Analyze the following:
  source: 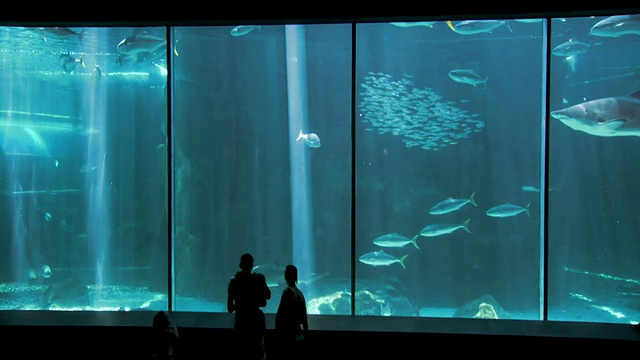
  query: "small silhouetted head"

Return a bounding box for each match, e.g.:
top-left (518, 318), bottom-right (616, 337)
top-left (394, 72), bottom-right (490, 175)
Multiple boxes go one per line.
top-left (284, 264), bottom-right (298, 286)
top-left (240, 253), bottom-right (254, 271)
top-left (153, 311), bottom-right (170, 329)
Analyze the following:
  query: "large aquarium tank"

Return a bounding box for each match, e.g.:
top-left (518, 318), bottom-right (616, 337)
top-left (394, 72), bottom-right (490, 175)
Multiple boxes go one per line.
top-left (0, 26), bottom-right (169, 311)
top-left (0, 14), bottom-right (639, 337)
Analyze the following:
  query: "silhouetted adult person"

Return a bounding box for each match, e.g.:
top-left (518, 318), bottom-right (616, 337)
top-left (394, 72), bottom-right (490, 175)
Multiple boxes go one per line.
top-left (151, 310), bottom-right (179, 360)
top-left (275, 264), bottom-right (308, 360)
top-left (227, 253), bottom-right (271, 360)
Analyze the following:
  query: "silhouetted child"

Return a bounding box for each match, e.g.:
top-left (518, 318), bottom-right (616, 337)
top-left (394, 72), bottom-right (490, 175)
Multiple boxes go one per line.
top-left (227, 253), bottom-right (272, 360)
top-left (151, 311), bottom-right (179, 360)
top-left (275, 264), bottom-right (309, 359)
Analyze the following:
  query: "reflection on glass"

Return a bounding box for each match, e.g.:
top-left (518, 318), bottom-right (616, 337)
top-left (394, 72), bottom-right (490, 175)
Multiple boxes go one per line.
top-left (549, 14), bottom-right (640, 324)
top-left (355, 19), bottom-right (544, 319)
top-left (0, 26), bottom-right (169, 311)
top-left (172, 24), bottom-right (352, 314)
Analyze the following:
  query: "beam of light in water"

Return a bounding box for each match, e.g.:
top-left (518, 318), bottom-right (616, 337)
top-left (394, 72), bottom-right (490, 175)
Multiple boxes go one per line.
top-left (566, 71), bottom-right (638, 87)
top-left (0, 109), bottom-right (74, 120)
top-left (570, 293), bottom-right (628, 320)
top-left (0, 121), bottom-right (81, 133)
top-left (9, 181), bottom-right (28, 281)
top-left (563, 266), bottom-right (640, 286)
top-left (285, 25), bottom-right (315, 280)
top-left (84, 28), bottom-right (110, 295)
top-left (11, 188), bottom-right (81, 195)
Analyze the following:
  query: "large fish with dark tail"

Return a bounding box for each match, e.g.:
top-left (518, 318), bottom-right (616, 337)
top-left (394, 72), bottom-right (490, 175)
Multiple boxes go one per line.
top-left (117, 32), bottom-right (166, 56)
top-left (590, 15), bottom-right (640, 38)
top-left (550, 91), bottom-right (640, 137)
top-left (40, 27), bottom-right (84, 45)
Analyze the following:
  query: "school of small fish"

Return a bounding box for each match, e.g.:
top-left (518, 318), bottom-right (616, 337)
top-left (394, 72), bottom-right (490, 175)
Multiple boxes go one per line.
top-left (359, 72), bottom-right (485, 151)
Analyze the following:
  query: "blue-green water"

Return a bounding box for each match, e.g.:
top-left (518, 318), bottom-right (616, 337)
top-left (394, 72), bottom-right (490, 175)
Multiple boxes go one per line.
top-left (0, 17), bottom-right (639, 327)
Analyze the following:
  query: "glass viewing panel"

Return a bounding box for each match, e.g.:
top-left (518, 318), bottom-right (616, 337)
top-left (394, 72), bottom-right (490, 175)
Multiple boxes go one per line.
top-left (355, 19), bottom-right (545, 319)
top-left (0, 26), bottom-right (169, 310)
top-left (548, 14), bottom-right (640, 324)
top-left (0, 14), bottom-right (638, 330)
top-left (172, 24), bottom-right (352, 314)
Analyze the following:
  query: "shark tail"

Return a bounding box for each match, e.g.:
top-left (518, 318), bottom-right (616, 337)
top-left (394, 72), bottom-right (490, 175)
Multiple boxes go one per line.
top-left (296, 129), bottom-right (304, 142)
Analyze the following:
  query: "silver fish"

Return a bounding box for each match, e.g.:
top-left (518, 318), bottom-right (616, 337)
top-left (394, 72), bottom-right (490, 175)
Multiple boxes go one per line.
top-left (373, 233), bottom-right (420, 249)
top-left (296, 129), bottom-right (321, 148)
top-left (552, 40), bottom-right (593, 57)
top-left (521, 185), bottom-right (540, 192)
top-left (92, 64), bottom-right (103, 80)
top-left (590, 15), bottom-right (640, 38)
top-left (117, 33), bottom-right (166, 56)
top-left (429, 192), bottom-right (477, 215)
top-left (358, 250), bottom-right (408, 269)
top-left (40, 27), bottom-right (84, 43)
top-left (448, 69), bottom-right (488, 89)
top-left (230, 25), bottom-right (261, 37)
top-left (451, 20), bottom-right (511, 35)
top-left (389, 22), bottom-right (436, 28)
top-left (550, 91), bottom-right (640, 137)
top-left (514, 19), bottom-right (543, 23)
top-left (486, 203), bottom-right (531, 218)
top-left (420, 219), bottom-right (471, 237)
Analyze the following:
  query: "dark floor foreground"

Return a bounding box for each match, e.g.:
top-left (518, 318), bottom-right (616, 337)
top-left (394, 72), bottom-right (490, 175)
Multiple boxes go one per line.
top-left (1, 325), bottom-right (639, 358)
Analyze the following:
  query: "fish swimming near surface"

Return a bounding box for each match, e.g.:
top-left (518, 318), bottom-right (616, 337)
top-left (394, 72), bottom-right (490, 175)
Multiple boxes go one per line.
top-left (550, 91), bottom-right (640, 137)
top-left (450, 20), bottom-right (512, 35)
top-left (59, 52), bottom-right (85, 73)
top-left (373, 233), bottom-right (420, 249)
top-left (589, 15), bottom-right (640, 38)
top-left (230, 25), bottom-right (261, 37)
top-left (389, 22), bottom-right (436, 28)
top-left (40, 27), bottom-right (84, 44)
top-left (117, 33), bottom-right (166, 56)
top-left (486, 202), bottom-right (531, 218)
top-left (514, 19), bottom-right (544, 23)
top-left (429, 192), bottom-right (477, 215)
top-left (448, 69), bottom-right (488, 89)
top-left (420, 219), bottom-right (471, 237)
top-left (359, 250), bottom-right (408, 269)
top-left (296, 129), bottom-right (321, 148)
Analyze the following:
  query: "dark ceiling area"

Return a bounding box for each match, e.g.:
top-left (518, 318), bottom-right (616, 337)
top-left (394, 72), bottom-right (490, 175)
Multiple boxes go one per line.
top-left (1, 6), bottom-right (639, 26)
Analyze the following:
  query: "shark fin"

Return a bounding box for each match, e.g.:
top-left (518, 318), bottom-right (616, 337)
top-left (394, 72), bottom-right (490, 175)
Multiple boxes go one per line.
top-left (628, 90), bottom-right (640, 100)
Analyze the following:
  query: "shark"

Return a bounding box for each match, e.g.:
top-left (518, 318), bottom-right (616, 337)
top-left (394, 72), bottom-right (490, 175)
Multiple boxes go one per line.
top-left (589, 15), bottom-right (640, 38)
top-left (550, 91), bottom-right (640, 137)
